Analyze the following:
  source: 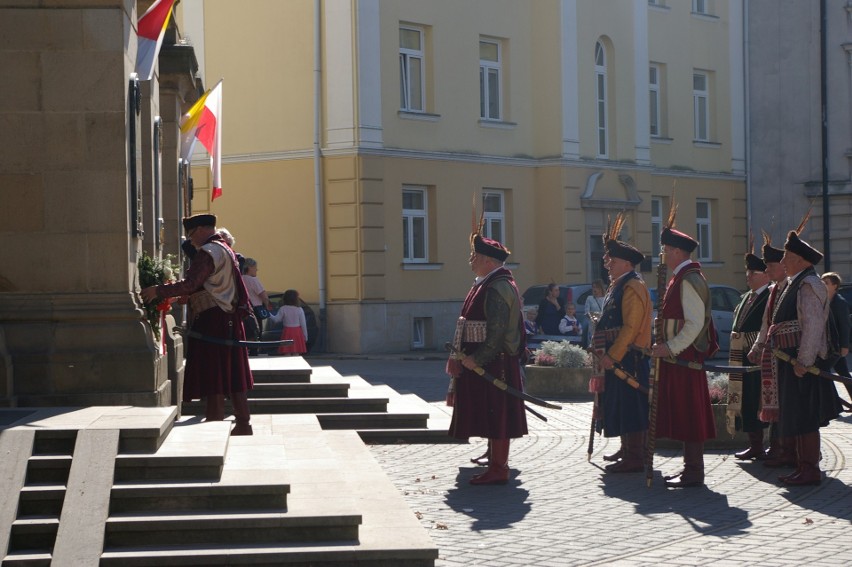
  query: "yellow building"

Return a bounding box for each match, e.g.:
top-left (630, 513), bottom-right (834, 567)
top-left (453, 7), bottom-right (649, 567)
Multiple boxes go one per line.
top-left (182, 0), bottom-right (747, 353)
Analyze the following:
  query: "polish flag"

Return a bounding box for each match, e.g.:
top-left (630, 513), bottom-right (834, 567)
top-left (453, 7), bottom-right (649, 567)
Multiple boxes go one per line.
top-left (181, 80), bottom-right (224, 200)
top-left (135, 0), bottom-right (175, 81)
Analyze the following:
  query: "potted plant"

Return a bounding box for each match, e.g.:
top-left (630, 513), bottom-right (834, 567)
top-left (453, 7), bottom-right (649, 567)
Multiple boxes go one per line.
top-left (524, 340), bottom-right (593, 397)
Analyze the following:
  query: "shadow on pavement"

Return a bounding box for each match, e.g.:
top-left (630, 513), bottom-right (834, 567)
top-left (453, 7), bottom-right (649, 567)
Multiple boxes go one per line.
top-left (443, 467), bottom-right (532, 531)
top-left (779, 476), bottom-right (852, 521)
top-left (599, 470), bottom-right (752, 537)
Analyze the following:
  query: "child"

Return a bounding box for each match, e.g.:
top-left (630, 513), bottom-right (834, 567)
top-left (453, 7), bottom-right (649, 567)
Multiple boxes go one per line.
top-left (524, 308), bottom-right (538, 336)
top-left (269, 289), bottom-right (308, 356)
top-left (558, 303), bottom-right (581, 338)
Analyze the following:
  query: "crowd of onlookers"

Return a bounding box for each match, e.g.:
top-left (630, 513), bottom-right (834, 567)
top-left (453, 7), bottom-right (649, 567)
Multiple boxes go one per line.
top-left (525, 279), bottom-right (607, 345)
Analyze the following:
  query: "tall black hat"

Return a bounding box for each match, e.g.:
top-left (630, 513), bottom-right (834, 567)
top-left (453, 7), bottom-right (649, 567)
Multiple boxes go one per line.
top-left (470, 195), bottom-right (510, 262)
top-left (760, 229), bottom-right (784, 263)
top-left (658, 190), bottom-right (698, 253)
top-left (602, 212), bottom-right (645, 265)
top-left (744, 231), bottom-right (766, 272)
top-left (182, 214), bottom-right (217, 232)
top-left (783, 207), bottom-right (823, 265)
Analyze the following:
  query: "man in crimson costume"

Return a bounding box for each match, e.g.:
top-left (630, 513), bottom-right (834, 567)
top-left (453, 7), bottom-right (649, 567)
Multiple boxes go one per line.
top-left (727, 245), bottom-right (771, 460)
top-left (651, 226), bottom-right (719, 488)
top-left (141, 214), bottom-right (255, 436)
top-left (446, 231), bottom-right (528, 485)
top-left (594, 218), bottom-right (652, 473)
top-left (754, 229), bottom-right (841, 485)
top-left (747, 234), bottom-right (793, 467)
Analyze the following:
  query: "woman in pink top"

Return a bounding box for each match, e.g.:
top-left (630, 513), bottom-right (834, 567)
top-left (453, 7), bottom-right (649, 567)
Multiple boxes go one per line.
top-left (269, 289), bottom-right (308, 355)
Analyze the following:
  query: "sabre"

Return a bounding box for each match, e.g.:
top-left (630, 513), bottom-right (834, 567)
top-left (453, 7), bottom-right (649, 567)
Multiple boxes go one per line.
top-left (175, 327), bottom-right (294, 349)
top-left (772, 349), bottom-right (852, 411)
top-left (586, 348), bottom-right (650, 395)
top-left (445, 343), bottom-right (562, 412)
top-left (628, 345), bottom-right (760, 374)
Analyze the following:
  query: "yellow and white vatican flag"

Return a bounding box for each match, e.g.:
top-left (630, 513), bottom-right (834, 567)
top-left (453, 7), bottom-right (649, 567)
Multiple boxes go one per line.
top-left (180, 80), bottom-right (224, 200)
top-left (135, 0), bottom-right (175, 81)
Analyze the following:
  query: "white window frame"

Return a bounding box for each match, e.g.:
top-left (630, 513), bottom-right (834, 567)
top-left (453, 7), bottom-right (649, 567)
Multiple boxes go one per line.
top-left (651, 197), bottom-right (662, 258)
top-left (595, 41), bottom-right (608, 158)
top-left (693, 0), bottom-right (708, 14)
top-left (693, 72), bottom-right (709, 141)
top-left (649, 65), bottom-right (661, 137)
top-left (402, 186), bottom-right (428, 263)
top-left (481, 190), bottom-right (505, 245)
top-left (412, 318), bottom-right (426, 348)
top-left (479, 39), bottom-right (502, 121)
top-left (696, 199), bottom-right (712, 261)
top-left (399, 26), bottom-right (425, 112)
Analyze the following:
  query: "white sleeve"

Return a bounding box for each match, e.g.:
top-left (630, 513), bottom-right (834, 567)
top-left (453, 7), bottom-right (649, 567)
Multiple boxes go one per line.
top-left (665, 279), bottom-right (705, 356)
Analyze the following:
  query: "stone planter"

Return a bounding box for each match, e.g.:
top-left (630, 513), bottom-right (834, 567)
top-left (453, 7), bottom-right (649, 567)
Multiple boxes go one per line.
top-left (523, 365), bottom-right (593, 398)
top-left (655, 403), bottom-right (750, 450)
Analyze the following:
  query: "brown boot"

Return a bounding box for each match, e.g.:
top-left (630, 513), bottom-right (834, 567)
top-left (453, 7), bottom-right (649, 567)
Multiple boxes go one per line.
top-left (605, 431), bottom-right (645, 473)
top-left (470, 438), bottom-right (509, 485)
top-left (205, 395), bottom-right (225, 422)
top-left (230, 391), bottom-right (253, 436)
top-left (735, 431), bottom-right (766, 460)
top-left (783, 432), bottom-right (822, 486)
top-left (603, 435), bottom-right (626, 462)
top-left (666, 442), bottom-right (704, 488)
top-left (764, 436), bottom-right (796, 468)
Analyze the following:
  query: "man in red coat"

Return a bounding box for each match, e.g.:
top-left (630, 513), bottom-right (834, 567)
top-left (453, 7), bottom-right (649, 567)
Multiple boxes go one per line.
top-left (651, 226), bottom-right (719, 488)
top-left (141, 214), bottom-right (255, 436)
top-left (447, 232), bottom-right (528, 485)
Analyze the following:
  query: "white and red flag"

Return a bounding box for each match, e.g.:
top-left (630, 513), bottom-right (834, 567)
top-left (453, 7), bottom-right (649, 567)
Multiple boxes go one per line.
top-left (135, 0), bottom-right (175, 81)
top-left (181, 80), bottom-right (224, 201)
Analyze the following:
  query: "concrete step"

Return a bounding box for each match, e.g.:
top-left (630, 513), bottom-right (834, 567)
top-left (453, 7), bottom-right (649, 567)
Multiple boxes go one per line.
top-left (17, 485), bottom-right (65, 517)
top-left (103, 511), bottom-right (361, 548)
top-left (357, 428), bottom-right (458, 444)
top-left (317, 412), bottom-right (429, 430)
top-left (250, 382), bottom-right (350, 398)
top-left (110, 482), bottom-right (290, 514)
top-left (182, 397), bottom-right (390, 415)
top-left (99, 544), bottom-right (438, 566)
top-left (8, 517), bottom-right (57, 554)
top-left (24, 455), bottom-right (71, 485)
top-left (250, 356), bottom-right (313, 384)
top-left (31, 430), bottom-right (75, 456)
top-left (0, 551), bottom-right (51, 567)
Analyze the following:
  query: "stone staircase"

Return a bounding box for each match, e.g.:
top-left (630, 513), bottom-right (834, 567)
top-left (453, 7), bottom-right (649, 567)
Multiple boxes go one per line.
top-left (0, 406), bottom-right (438, 566)
top-left (181, 357), bottom-right (454, 444)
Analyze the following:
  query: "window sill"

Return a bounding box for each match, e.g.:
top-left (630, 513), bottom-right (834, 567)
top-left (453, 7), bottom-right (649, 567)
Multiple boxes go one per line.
top-left (398, 110), bottom-right (441, 122)
top-left (402, 262), bottom-right (443, 271)
top-left (693, 140), bottom-right (721, 149)
top-left (478, 119), bottom-right (517, 130)
top-left (648, 4), bottom-right (670, 13)
top-left (691, 12), bottom-right (719, 21)
top-left (651, 136), bottom-right (673, 144)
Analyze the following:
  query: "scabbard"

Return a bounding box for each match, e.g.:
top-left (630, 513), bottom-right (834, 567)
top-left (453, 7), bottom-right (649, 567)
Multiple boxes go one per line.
top-left (628, 345), bottom-right (759, 374)
top-left (772, 349), bottom-right (852, 388)
top-left (182, 329), bottom-right (294, 349)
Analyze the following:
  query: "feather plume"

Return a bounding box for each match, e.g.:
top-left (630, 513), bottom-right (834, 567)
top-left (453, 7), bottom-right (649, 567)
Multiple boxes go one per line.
top-left (602, 214), bottom-right (612, 245)
top-left (665, 181), bottom-right (678, 230)
top-left (794, 204), bottom-right (813, 235)
top-left (761, 228), bottom-right (772, 247)
top-left (610, 211), bottom-right (627, 242)
top-left (748, 230), bottom-right (755, 255)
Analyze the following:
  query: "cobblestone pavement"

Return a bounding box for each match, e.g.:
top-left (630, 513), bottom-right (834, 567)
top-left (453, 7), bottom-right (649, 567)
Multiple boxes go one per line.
top-left (369, 398), bottom-right (852, 566)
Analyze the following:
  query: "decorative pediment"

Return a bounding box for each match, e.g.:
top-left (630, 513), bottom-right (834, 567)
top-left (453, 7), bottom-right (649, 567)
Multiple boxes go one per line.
top-left (580, 172), bottom-right (642, 210)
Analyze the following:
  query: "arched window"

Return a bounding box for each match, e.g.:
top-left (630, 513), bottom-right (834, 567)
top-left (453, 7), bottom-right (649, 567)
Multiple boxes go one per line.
top-left (594, 41), bottom-right (608, 158)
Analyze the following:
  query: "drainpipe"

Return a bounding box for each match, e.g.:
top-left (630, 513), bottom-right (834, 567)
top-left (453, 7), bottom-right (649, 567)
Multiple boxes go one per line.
top-left (743, 0), bottom-right (752, 234)
top-left (820, 0), bottom-right (831, 270)
top-left (314, 0), bottom-right (328, 350)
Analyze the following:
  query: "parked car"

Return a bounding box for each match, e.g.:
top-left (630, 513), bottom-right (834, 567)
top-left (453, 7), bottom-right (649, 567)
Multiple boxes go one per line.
top-left (259, 292), bottom-right (320, 355)
top-left (650, 284), bottom-right (742, 359)
top-left (522, 284), bottom-right (595, 348)
top-left (523, 282), bottom-right (742, 358)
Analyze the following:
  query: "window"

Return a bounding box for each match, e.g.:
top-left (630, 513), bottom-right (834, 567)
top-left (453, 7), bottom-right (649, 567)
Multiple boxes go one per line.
top-left (399, 26), bottom-right (424, 112)
top-left (693, 0), bottom-right (708, 14)
top-left (651, 197), bottom-right (662, 257)
top-left (696, 199), bottom-right (712, 261)
top-left (649, 65), bottom-right (660, 136)
top-left (412, 317), bottom-right (426, 348)
top-left (693, 72), bottom-right (709, 141)
top-left (595, 41), bottom-right (608, 158)
top-left (479, 39), bottom-right (501, 120)
top-left (482, 190), bottom-right (505, 244)
top-left (402, 187), bottom-right (428, 262)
